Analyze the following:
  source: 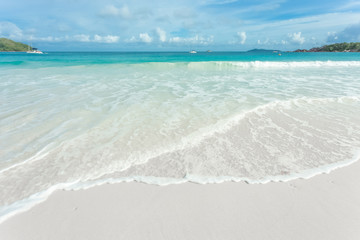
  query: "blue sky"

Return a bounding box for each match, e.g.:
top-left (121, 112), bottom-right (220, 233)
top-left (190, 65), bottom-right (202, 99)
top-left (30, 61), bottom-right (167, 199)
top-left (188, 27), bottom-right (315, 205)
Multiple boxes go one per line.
top-left (1, 0), bottom-right (360, 51)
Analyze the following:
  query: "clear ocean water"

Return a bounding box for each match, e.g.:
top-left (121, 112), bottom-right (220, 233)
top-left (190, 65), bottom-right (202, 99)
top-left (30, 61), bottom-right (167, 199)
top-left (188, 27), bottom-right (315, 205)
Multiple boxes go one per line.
top-left (1, 51), bottom-right (360, 221)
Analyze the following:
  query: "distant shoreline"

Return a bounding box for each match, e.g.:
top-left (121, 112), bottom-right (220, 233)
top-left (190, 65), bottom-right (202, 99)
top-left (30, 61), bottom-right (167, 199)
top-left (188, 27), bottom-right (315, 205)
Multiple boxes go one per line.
top-left (293, 42), bottom-right (360, 52)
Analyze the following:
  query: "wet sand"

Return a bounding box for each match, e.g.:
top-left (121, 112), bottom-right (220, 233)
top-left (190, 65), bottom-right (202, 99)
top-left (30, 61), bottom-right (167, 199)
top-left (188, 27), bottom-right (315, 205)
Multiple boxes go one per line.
top-left (0, 160), bottom-right (360, 240)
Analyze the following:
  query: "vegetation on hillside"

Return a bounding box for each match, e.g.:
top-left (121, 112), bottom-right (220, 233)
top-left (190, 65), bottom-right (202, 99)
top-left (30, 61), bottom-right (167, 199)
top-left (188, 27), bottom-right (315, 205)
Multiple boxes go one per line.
top-left (0, 38), bottom-right (32, 52)
top-left (294, 42), bottom-right (360, 52)
top-left (320, 42), bottom-right (360, 52)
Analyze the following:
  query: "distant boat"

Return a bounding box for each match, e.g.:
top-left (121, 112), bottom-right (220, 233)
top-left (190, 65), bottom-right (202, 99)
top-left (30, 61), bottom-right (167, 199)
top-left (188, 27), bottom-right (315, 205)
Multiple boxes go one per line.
top-left (206, 50), bottom-right (212, 52)
top-left (27, 45), bottom-right (43, 54)
top-left (27, 48), bottom-right (43, 54)
top-left (189, 50), bottom-right (197, 54)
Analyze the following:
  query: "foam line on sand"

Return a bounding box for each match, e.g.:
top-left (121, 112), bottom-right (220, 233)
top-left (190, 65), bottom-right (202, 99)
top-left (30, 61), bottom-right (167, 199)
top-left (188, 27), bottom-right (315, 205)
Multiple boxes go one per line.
top-left (1, 159), bottom-right (360, 240)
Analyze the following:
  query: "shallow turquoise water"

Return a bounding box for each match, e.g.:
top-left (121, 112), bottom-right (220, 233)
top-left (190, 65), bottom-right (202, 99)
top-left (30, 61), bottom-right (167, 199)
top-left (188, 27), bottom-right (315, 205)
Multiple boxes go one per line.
top-left (2, 51), bottom-right (360, 68)
top-left (1, 52), bottom-right (360, 221)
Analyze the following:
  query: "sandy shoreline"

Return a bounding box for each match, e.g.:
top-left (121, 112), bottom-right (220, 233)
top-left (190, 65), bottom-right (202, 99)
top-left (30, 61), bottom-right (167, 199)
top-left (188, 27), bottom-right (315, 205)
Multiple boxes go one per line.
top-left (1, 160), bottom-right (360, 240)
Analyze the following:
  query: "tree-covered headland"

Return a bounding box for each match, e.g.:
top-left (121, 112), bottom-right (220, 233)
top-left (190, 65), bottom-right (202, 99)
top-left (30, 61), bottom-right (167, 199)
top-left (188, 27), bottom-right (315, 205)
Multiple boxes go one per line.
top-left (295, 42), bottom-right (360, 52)
top-left (0, 38), bottom-right (32, 52)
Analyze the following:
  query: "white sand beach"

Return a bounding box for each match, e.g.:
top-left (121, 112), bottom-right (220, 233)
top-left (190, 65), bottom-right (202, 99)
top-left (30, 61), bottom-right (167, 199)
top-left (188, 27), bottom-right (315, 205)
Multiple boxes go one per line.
top-left (0, 159), bottom-right (359, 240)
top-left (2, 1), bottom-right (360, 239)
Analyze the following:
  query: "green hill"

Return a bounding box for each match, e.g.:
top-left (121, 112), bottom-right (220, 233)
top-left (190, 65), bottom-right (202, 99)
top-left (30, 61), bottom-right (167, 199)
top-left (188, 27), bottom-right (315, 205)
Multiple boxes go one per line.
top-left (318, 42), bottom-right (360, 52)
top-left (0, 38), bottom-right (32, 52)
top-left (294, 42), bottom-right (360, 52)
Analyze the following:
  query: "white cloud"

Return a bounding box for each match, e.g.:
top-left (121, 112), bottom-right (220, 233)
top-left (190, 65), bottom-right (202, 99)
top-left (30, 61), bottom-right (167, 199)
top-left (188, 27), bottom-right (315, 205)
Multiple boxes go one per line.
top-left (229, 31), bottom-right (246, 44)
top-left (156, 28), bottom-right (166, 42)
top-left (73, 34), bottom-right (90, 42)
top-left (338, 1), bottom-right (360, 10)
top-left (237, 31), bottom-right (246, 44)
top-left (26, 35), bottom-right (64, 42)
top-left (203, 0), bottom-right (238, 5)
top-left (212, 0), bottom-right (285, 14)
top-left (288, 32), bottom-right (305, 44)
top-left (127, 36), bottom-right (137, 42)
top-left (257, 38), bottom-right (270, 45)
top-left (119, 6), bottom-right (131, 19)
top-left (327, 32), bottom-right (338, 41)
top-left (37, 36), bottom-right (57, 41)
top-left (168, 37), bottom-right (181, 43)
top-left (243, 0), bottom-right (285, 12)
top-left (0, 21), bottom-right (23, 39)
top-left (327, 22), bottom-right (360, 43)
top-left (169, 35), bottom-right (214, 45)
top-left (93, 34), bottom-right (120, 43)
top-left (245, 12), bottom-right (360, 46)
top-left (127, 33), bottom-right (153, 43)
top-left (100, 5), bottom-right (119, 16)
top-left (2, 33), bottom-right (119, 43)
top-left (139, 33), bottom-right (152, 43)
top-left (100, 5), bottom-right (131, 19)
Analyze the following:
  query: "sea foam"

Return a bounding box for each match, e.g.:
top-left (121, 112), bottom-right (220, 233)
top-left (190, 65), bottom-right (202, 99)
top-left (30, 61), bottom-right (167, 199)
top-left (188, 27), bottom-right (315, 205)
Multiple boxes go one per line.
top-left (1, 58), bottom-right (360, 222)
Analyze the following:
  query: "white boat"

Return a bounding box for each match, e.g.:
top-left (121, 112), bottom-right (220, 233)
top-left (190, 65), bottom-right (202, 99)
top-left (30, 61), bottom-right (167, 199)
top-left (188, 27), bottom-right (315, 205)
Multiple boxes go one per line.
top-left (27, 48), bottom-right (43, 54)
top-left (189, 50), bottom-right (197, 54)
top-left (27, 45), bottom-right (43, 54)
